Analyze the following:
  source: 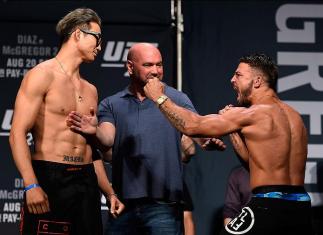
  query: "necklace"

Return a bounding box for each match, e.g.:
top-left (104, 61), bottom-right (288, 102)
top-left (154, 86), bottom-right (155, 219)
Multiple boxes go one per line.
top-left (54, 57), bottom-right (83, 102)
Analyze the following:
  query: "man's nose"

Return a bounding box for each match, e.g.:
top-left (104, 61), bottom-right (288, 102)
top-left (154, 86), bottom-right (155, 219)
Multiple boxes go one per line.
top-left (230, 76), bottom-right (235, 84)
top-left (97, 44), bottom-right (102, 51)
top-left (151, 65), bottom-right (158, 75)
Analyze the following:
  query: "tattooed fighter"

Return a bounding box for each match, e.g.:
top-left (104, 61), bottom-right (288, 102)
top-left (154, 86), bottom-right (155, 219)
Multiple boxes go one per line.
top-left (144, 53), bottom-right (313, 235)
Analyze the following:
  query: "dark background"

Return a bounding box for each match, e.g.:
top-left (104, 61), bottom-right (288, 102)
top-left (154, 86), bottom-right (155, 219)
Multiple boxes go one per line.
top-left (0, 1), bottom-right (322, 234)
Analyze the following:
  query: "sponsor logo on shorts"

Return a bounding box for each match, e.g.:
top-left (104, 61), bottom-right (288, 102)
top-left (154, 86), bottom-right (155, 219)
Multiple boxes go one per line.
top-left (225, 207), bottom-right (255, 234)
top-left (37, 220), bottom-right (71, 235)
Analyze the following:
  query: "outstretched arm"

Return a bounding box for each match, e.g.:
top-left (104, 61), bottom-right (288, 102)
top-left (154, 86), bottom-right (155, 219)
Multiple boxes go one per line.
top-left (67, 110), bottom-right (116, 151)
top-left (144, 78), bottom-right (252, 138)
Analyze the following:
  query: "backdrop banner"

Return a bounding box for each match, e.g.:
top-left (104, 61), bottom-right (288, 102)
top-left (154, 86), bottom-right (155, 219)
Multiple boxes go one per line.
top-left (1, 1), bottom-right (323, 235)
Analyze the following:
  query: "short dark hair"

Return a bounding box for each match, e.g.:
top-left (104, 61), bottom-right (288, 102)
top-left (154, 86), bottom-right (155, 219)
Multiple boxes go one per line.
top-left (239, 53), bottom-right (278, 90)
top-left (56, 8), bottom-right (101, 46)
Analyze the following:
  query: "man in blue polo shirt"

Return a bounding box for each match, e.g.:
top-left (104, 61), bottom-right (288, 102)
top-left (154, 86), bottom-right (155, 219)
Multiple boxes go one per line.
top-left (67, 42), bottom-right (225, 234)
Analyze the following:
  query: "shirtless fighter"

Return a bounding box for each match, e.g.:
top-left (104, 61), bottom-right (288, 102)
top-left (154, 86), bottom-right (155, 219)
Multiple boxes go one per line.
top-left (143, 53), bottom-right (313, 235)
top-left (9, 8), bottom-right (123, 235)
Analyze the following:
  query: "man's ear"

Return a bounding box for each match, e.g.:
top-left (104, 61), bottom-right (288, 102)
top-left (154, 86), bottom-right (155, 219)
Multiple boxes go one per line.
top-left (71, 28), bottom-right (81, 43)
top-left (254, 75), bottom-right (263, 88)
top-left (126, 60), bottom-right (133, 75)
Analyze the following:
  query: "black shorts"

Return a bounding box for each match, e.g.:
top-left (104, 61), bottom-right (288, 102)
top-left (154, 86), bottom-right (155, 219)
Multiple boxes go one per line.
top-left (220, 185), bottom-right (313, 235)
top-left (20, 160), bottom-right (102, 235)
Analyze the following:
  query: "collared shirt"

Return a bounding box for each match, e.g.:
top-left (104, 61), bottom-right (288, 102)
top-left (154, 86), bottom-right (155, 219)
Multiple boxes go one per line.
top-left (98, 84), bottom-right (196, 201)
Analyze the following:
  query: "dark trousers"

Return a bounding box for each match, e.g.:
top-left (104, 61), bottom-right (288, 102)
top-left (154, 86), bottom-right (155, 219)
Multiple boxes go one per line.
top-left (105, 198), bottom-right (183, 235)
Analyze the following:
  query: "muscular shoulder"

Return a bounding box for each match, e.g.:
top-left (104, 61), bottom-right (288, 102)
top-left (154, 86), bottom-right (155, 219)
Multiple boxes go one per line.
top-left (20, 59), bottom-right (56, 94)
top-left (250, 104), bottom-right (273, 117)
top-left (81, 79), bottom-right (98, 98)
top-left (81, 78), bottom-right (96, 90)
top-left (279, 102), bottom-right (305, 129)
top-left (249, 104), bottom-right (276, 126)
top-left (252, 102), bottom-right (303, 127)
top-left (220, 105), bottom-right (272, 131)
top-left (226, 105), bottom-right (258, 122)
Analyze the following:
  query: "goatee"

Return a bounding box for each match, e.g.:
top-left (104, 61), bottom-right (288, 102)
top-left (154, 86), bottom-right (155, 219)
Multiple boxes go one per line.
top-left (237, 81), bottom-right (253, 107)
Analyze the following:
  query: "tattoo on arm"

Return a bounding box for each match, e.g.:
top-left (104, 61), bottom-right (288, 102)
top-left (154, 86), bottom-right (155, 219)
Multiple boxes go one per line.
top-left (63, 155), bottom-right (84, 163)
top-left (160, 106), bottom-right (186, 131)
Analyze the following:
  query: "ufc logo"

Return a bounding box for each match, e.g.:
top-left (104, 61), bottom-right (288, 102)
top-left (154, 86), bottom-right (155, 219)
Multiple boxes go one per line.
top-left (1, 109), bottom-right (33, 146)
top-left (101, 41), bottom-right (158, 68)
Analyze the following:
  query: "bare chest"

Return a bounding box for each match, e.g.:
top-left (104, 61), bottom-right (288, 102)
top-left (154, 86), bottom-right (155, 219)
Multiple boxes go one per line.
top-left (42, 79), bottom-right (97, 117)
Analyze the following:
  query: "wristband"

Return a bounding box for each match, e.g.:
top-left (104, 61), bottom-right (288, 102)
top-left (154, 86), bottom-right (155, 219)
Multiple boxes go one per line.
top-left (24, 184), bottom-right (40, 192)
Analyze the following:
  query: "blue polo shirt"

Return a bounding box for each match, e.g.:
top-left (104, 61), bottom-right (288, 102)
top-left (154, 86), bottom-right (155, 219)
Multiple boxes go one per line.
top-left (98, 84), bottom-right (196, 202)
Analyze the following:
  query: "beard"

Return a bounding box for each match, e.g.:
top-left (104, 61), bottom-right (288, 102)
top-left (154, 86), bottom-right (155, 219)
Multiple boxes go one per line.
top-left (132, 71), bottom-right (162, 87)
top-left (237, 81), bottom-right (253, 107)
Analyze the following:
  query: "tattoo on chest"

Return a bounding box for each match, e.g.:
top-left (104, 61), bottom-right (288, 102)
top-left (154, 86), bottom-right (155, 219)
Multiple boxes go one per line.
top-left (63, 155), bottom-right (84, 163)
